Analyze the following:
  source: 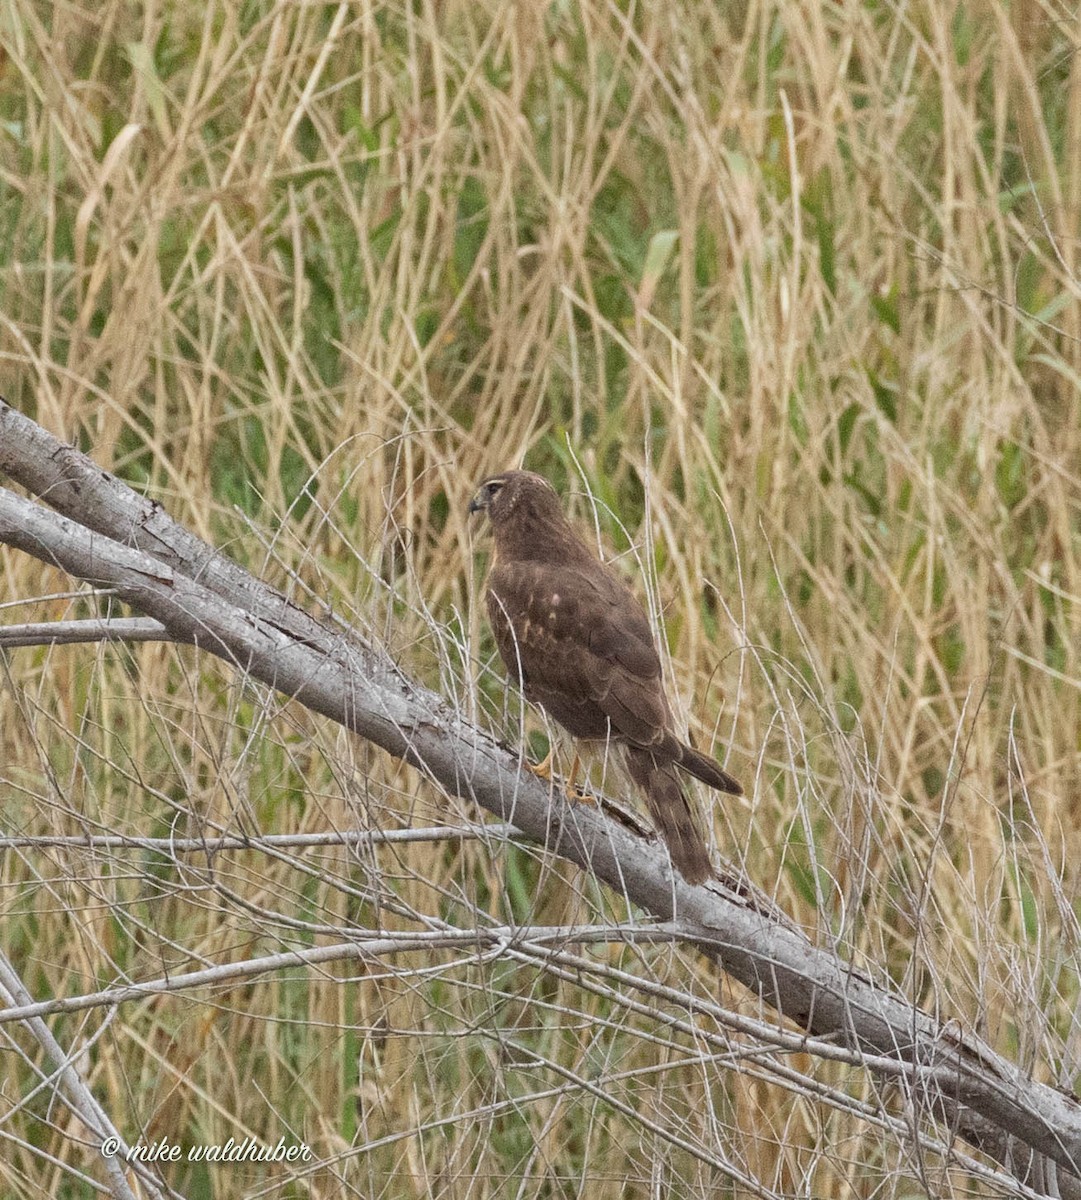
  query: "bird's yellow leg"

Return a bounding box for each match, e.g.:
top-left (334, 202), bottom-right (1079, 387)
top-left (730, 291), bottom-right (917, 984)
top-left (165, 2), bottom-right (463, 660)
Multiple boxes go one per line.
top-left (526, 749), bottom-right (554, 782)
top-left (527, 748), bottom-right (593, 803)
top-left (563, 753), bottom-right (597, 803)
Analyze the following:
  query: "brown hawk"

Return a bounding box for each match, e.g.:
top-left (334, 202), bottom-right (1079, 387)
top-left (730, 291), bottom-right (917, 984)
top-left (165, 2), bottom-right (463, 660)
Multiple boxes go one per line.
top-left (469, 469), bottom-right (741, 884)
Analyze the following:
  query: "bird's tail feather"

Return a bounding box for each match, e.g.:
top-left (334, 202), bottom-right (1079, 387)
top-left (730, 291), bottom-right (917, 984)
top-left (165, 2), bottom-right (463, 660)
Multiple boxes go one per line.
top-left (676, 743), bottom-right (743, 796)
top-left (623, 747), bottom-right (713, 885)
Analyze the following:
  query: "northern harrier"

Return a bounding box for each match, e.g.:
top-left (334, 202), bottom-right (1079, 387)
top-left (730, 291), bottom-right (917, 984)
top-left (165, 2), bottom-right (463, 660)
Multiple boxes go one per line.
top-left (469, 469), bottom-right (741, 884)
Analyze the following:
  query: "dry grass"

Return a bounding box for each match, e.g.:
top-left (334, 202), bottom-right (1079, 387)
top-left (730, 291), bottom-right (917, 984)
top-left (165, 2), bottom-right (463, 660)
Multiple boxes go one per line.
top-left (1, 0), bottom-right (1080, 1195)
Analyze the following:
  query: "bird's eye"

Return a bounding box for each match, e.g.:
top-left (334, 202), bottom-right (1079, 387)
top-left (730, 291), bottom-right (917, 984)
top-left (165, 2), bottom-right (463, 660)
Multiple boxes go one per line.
top-left (487, 480), bottom-right (504, 497)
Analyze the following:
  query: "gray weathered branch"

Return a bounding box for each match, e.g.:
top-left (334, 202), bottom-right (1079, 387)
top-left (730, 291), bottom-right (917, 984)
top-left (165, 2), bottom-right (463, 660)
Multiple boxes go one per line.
top-left (0, 616), bottom-right (176, 647)
top-left (2, 398), bottom-right (1079, 1197)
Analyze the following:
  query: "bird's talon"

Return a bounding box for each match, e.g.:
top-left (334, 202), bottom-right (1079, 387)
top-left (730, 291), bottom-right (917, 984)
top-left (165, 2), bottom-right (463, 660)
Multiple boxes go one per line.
top-left (526, 750), bottom-right (554, 782)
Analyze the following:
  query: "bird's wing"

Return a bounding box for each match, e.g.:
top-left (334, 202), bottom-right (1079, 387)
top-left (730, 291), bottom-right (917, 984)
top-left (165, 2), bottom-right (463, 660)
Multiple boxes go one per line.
top-left (486, 559), bottom-right (670, 747)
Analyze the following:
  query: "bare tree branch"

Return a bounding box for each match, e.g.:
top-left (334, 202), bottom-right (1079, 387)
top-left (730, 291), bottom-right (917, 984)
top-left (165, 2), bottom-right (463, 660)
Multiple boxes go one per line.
top-left (0, 826), bottom-right (511, 852)
top-left (0, 925), bottom-right (691, 1026)
top-left (2, 399), bottom-right (1080, 1196)
top-left (0, 616), bottom-right (177, 647)
top-left (0, 950), bottom-right (166, 1200)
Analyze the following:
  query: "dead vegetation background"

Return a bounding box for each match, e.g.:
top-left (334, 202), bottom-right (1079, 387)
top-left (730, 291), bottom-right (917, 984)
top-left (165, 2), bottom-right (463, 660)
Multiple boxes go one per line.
top-left (1, 0), bottom-right (1080, 1196)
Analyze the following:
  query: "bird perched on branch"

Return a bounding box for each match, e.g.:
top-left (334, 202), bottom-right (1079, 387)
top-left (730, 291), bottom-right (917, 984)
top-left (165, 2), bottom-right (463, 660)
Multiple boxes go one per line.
top-left (469, 469), bottom-right (741, 885)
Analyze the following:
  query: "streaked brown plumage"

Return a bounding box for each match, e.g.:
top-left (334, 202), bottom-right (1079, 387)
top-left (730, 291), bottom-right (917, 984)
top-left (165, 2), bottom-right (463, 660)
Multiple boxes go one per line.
top-left (469, 469), bottom-right (741, 884)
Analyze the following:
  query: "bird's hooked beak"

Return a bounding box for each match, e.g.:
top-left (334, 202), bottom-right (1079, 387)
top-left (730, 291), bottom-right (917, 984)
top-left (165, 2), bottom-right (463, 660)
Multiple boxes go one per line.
top-left (469, 477), bottom-right (505, 516)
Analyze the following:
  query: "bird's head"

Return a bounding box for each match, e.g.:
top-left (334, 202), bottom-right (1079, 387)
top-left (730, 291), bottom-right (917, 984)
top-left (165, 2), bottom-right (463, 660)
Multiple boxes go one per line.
top-left (468, 471), bottom-right (573, 557)
top-left (468, 471), bottom-right (559, 523)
